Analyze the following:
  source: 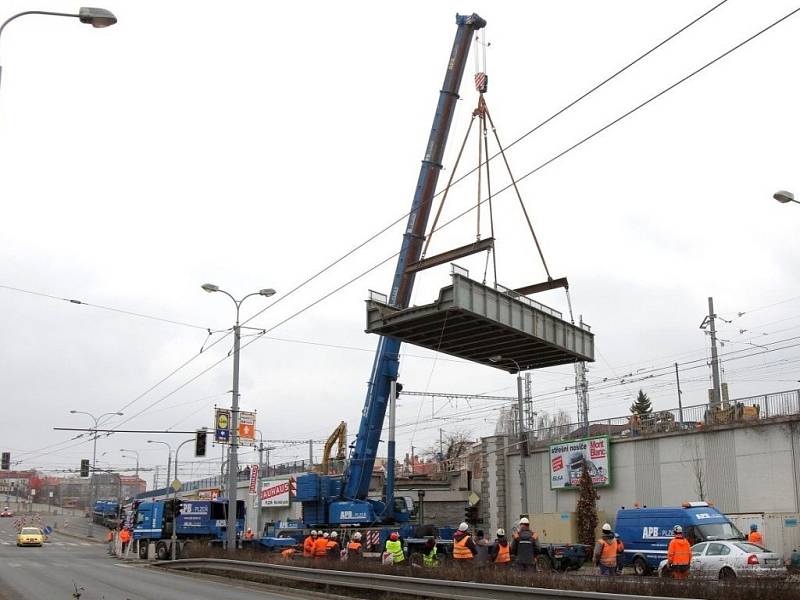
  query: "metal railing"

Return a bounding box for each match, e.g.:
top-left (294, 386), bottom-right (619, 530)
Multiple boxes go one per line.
top-left (526, 388), bottom-right (800, 446)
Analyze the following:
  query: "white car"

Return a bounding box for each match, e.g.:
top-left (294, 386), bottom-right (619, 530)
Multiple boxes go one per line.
top-left (658, 540), bottom-right (786, 580)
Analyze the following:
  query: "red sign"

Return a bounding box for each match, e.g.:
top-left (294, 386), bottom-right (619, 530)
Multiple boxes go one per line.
top-left (589, 439), bottom-right (606, 460)
top-left (248, 465), bottom-right (259, 493)
top-left (552, 456), bottom-right (563, 471)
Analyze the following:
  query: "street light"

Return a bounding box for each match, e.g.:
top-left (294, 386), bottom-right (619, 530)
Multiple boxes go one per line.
top-left (120, 449), bottom-right (140, 479)
top-left (147, 440), bottom-right (172, 492)
top-left (488, 355), bottom-right (529, 517)
top-left (773, 190), bottom-right (798, 205)
top-left (169, 437), bottom-right (195, 560)
top-left (69, 409), bottom-right (123, 537)
top-left (0, 7), bottom-right (117, 87)
top-left (202, 282), bottom-right (276, 555)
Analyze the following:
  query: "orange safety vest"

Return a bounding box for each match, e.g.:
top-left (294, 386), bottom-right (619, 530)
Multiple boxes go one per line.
top-left (667, 537), bottom-right (692, 566)
top-left (106, 531), bottom-right (114, 542)
top-left (119, 529), bottom-right (131, 543)
top-left (347, 542), bottom-right (362, 553)
top-left (303, 536), bottom-right (316, 557)
top-left (314, 537), bottom-right (329, 558)
top-left (617, 539), bottom-right (625, 553)
top-left (453, 535), bottom-right (473, 560)
top-left (597, 538), bottom-right (617, 567)
top-left (748, 531), bottom-right (763, 545)
top-left (281, 548), bottom-right (295, 559)
top-left (494, 542), bottom-right (511, 564)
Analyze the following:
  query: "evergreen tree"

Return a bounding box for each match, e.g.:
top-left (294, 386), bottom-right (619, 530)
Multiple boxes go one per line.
top-left (575, 462), bottom-right (598, 550)
top-left (630, 389), bottom-right (653, 415)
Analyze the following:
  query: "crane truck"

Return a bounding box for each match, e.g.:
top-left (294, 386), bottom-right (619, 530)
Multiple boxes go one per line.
top-left (293, 13), bottom-right (486, 556)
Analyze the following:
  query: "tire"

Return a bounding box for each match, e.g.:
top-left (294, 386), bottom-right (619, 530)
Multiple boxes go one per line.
top-left (719, 567), bottom-right (737, 581)
top-left (633, 557), bottom-right (650, 576)
top-left (155, 541), bottom-right (169, 561)
top-left (138, 542), bottom-right (148, 559)
top-left (536, 555), bottom-right (554, 572)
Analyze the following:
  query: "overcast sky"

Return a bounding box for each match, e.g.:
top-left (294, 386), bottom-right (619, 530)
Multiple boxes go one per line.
top-left (1, 1), bottom-right (798, 486)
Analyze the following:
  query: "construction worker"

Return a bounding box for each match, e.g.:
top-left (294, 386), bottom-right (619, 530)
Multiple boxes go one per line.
top-left (280, 547), bottom-right (296, 560)
top-left (666, 525), bottom-right (692, 580)
top-left (593, 523), bottom-right (618, 576)
top-left (326, 531), bottom-right (341, 559)
top-left (106, 527), bottom-right (115, 555)
top-left (511, 518), bottom-right (538, 571)
top-left (747, 524), bottom-right (764, 546)
top-left (384, 531), bottom-right (405, 564)
top-left (243, 528), bottom-right (255, 541)
top-left (346, 532), bottom-right (362, 560)
top-left (475, 529), bottom-right (491, 566)
top-left (303, 530), bottom-right (317, 558)
top-left (119, 527), bottom-right (131, 555)
top-left (422, 536), bottom-right (439, 568)
top-left (453, 522), bottom-right (478, 561)
top-left (490, 529), bottom-right (511, 566)
top-left (615, 533), bottom-right (625, 575)
top-left (314, 532), bottom-right (329, 559)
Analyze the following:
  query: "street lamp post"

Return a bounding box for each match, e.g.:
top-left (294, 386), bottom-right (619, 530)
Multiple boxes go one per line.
top-left (489, 355), bottom-right (529, 517)
top-left (773, 190), bottom-right (798, 205)
top-left (170, 437), bottom-right (195, 560)
top-left (120, 449), bottom-right (140, 479)
top-left (0, 7), bottom-right (117, 88)
top-left (147, 441), bottom-right (172, 493)
top-left (69, 410), bottom-right (123, 537)
top-left (201, 282), bottom-right (276, 555)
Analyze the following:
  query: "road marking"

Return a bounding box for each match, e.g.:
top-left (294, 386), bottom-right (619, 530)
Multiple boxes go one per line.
top-left (7, 563), bottom-right (21, 568)
top-left (80, 542), bottom-right (91, 546)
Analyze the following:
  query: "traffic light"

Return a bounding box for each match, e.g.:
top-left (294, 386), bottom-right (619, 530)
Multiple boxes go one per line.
top-left (195, 430), bottom-right (207, 457)
top-left (80, 459), bottom-right (90, 478)
top-left (464, 504), bottom-right (479, 525)
top-left (1, 452), bottom-right (9, 471)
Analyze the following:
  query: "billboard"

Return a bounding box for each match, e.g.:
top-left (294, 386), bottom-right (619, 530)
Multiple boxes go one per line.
top-left (260, 480), bottom-right (291, 507)
top-left (549, 436), bottom-right (611, 489)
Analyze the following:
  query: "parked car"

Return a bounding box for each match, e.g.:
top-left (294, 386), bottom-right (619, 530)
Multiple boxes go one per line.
top-left (658, 540), bottom-right (787, 580)
top-left (0, 507), bottom-right (13, 518)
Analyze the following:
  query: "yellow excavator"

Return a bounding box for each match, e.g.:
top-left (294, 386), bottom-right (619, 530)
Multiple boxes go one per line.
top-left (321, 421), bottom-right (347, 475)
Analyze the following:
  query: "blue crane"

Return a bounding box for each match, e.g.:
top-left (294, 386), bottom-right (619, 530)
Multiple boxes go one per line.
top-left (296, 13), bottom-right (486, 527)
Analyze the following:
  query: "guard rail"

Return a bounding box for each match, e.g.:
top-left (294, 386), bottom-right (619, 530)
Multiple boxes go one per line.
top-left (155, 558), bottom-right (700, 600)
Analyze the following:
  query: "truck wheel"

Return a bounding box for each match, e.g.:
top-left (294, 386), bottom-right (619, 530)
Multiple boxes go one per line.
top-left (536, 555), bottom-right (554, 572)
top-left (633, 557), bottom-right (650, 576)
top-left (155, 541), bottom-right (169, 561)
top-left (138, 543), bottom-right (148, 559)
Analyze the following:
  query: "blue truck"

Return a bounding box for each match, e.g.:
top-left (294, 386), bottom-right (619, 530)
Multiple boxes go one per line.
top-left (132, 498), bottom-right (245, 560)
top-left (92, 500), bottom-right (122, 528)
top-left (616, 502), bottom-right (744, 575)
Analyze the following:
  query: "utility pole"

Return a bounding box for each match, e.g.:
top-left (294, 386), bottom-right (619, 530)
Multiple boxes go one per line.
top-left (700, 297), bottom-right (723, 409)
top-left (575, 317), bottom-right (590, 436)
top-left (516, 370), bottom-right (529, 516)
top-left (675, 362), bottom-right (684, 425)
top-left (308, 440), bottom-right (313, 471)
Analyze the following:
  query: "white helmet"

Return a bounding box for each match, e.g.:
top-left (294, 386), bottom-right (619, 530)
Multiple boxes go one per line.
top-left (352, 532), bottom-right (362, 541)
top-left (323, 532), bottom-right (329, 538)
top-left (674, 525), bottom-right (683, 534)
top-left (458, 522), bottom-right (469, 532)
top-left (519, 517), bottom-right (530, 525)
top-left (311, 530), bottom-right (318, 536)
top-left (330, 531), bottom-right (338, 539)
top-left (602, 523), bottom-right (613, 533)
top-left (497, 528), bottom-right (506, 537)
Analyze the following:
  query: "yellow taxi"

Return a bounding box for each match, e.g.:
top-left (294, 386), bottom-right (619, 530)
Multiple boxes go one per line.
top-left (16, 526), bottom-right (44, 547)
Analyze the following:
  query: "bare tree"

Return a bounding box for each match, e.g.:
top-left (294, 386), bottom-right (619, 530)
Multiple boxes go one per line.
top-left (534, 409), bottom-right (573, 441)
top-left (494, 407), bottom-right (517, 436)
top-left (690, 439), bottom-right (706, 501)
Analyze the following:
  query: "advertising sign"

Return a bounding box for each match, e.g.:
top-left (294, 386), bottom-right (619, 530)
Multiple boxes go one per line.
top-left (214, 408), bottom-right (231, 444)
top-left (549, 435), bottom-right (611, 489)
top-left (260, 479), bottom-right (291, 507)
top-left (248, 465), bottom-right (259, 493)
top-left (239, 411), bottom-right (256, 446)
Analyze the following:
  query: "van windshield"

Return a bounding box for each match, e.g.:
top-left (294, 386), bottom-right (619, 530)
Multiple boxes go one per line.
top-left (696, 522), bottom-right (743, 541)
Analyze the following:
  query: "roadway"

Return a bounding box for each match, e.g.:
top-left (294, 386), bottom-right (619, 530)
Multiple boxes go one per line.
top-left (0, 514), bottom-right (313, 600)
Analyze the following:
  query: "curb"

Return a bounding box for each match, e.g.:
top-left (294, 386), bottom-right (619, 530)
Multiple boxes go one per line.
top-left (51, 529), bottom-right (104, 544)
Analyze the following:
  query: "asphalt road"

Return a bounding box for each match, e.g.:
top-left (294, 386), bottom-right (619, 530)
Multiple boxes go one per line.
top-left (0, 515), bottom-right (305, 600)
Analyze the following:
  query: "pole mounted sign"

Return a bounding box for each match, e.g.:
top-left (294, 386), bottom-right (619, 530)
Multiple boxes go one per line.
top-left (214, 408), bottom-right (231, 444)
top-left (248, 465), bottom-right (259, 494)
top-left (238, 411), bottom-right (256, 446)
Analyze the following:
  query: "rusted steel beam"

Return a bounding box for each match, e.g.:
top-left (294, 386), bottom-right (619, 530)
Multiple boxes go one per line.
top-left (514, 276), bottom-right (569, 296)
top-left (405, 238), bottom-right (494, 274)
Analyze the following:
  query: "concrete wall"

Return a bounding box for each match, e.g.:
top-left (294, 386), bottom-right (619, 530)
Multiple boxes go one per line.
top-left (483, 418), bottom-right (800, 556)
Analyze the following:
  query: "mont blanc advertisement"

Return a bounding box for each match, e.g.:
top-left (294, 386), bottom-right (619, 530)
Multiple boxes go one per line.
top-left (549, 436), bottom-right (611, 489)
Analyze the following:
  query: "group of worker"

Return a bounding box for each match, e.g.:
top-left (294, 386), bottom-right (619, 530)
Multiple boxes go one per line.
top-left (105, 525), bottom-right (132, 556)
top-left (302, 529), bottom-right (364, 561)
top-left (450, 517), bottom-right (541, 570)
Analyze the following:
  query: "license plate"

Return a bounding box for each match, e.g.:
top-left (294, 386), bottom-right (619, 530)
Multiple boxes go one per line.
top-left (766, 559), bottom-right (781, 565)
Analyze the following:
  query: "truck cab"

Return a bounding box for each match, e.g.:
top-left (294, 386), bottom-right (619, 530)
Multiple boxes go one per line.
top-left (616, 502), bottom-right (744, 575)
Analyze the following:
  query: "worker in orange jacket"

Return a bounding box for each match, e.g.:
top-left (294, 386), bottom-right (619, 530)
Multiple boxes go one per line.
top-left (593, 523), bottom-right (618, 576)
top-left (303, 530), bottom-right (318, 558)
top-left (119, 527), bottom-right (131, 554)
top-left (667, 525), bottom-right (692, 579)
top-left (615, 533), bottom-right (625, 574)
top-left (747, 524), bottom-right (763, 546)
top-left (314, 532), bottom-right (330, 558)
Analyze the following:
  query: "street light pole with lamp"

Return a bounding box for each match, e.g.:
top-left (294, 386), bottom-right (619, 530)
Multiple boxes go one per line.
top-left (69, 409), bottom-right (123, 537)
top-left (147, 440), bottom-right (172, 493)
top-left (488, 355), bottom-right (529, 517)
top-left (201, 282), bottom-right (276, 554)
top-left (120, 449), bottom-right (140, 479)
top-left (169, 437), bottom-right (195, 560)
top-left (0, 7), bottom-right (117, 88)
top-left (774, 190), bottom-right (798, 205)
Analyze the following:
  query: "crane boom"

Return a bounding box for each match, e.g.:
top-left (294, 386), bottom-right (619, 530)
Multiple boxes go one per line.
top-left (342, 13), bottom-right (486, 504)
